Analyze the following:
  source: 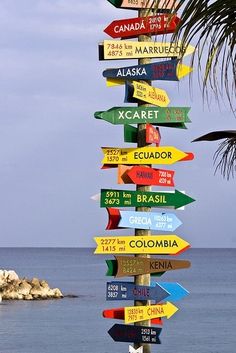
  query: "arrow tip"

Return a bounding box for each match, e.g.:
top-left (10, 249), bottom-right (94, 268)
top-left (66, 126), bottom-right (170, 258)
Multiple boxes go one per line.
top-left (166, 302), bottom-right (179, 319)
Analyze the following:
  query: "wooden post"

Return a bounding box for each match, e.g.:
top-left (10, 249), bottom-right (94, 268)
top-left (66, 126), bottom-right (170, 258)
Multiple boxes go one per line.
top-left (134, 8), bottom-right (153, 353)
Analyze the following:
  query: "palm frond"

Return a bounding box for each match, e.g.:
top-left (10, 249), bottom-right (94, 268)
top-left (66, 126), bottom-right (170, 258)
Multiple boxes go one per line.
top-left (192, 130), bottom-right (236, 142)
top-left (192, 130), bottom-right (236, 178)
top-left (214, 137), bottom-right (236, 179)
top-left (155, 0), bottom-right (236, 107)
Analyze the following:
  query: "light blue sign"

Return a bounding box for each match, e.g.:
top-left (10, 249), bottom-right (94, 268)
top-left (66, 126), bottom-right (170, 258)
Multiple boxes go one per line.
top-left (119, 210), bottom-right (182, 232)
top-left (151, 282), bottom-right (189, 302)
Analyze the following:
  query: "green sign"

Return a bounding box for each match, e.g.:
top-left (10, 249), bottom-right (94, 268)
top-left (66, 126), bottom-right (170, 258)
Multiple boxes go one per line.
top-left (94, 106), bottom-right (191, 125)
top-left (100, 189), bottom-right (195, 209)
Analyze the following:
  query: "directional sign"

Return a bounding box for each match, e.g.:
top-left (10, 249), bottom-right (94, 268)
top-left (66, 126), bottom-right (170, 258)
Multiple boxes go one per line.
top-left (94, 235), bottom-right (190, 255)
top-left (103, 308), bottom-right (163, 325)
top-left (106, 259), bottom-right (165, 277)
top-left (106, 281), bottom-right (169, 301)
top-left (125, 81), bottom-right (170, 107)
top-left (103, 60), bottom-right (193, 85)
top-left (124, 302), bottom-right (178, 323)
top-left (124, 124), bottom-right (138, 143)
top-left (129, 346), bottom-right (143, 353)
top-left (99, 40), bottom-right (195, 60)
top-left (100, 188), bottom-right (195, 209)
top-left (108, 324), bottom-right (161, 344)
top-left (124, 124), bottom-right (161, 144)
top-left (106, 256), bottom-right (191, 277)
top-left (146, 125), bottom-right (161, 145)
top-left (104, 14), bottom-right (180, 39)
top-left (106, 208), bottom-right (182, 231)
top-left (95, 106), bottom-right (191, 125)
top-left (107, 0), bottom-right (181, 10)
top-left (151, 282), bottom-right (189, 302)
top-left (118, 165), bottom-right (175, 186)
top-left (101, 146), bottom-right (188, 165)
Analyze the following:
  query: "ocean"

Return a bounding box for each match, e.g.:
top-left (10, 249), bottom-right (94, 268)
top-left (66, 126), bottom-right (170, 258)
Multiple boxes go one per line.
top-left (0, 248), bottom-right (235, 353)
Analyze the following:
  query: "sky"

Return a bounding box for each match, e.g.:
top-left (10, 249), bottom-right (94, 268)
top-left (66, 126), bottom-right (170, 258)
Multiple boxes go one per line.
top-left (0, 0), bottom-right (235, 247)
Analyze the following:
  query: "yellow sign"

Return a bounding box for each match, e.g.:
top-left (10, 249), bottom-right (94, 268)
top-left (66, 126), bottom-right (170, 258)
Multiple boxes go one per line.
top-left (106, 64), bottom-right (193, 87)
top-left (94, 235), bottom-right (190, 255)
top-left (124, 302), bottom-right (178, 324)
top-left (102, 40), bottom-right (195, 60)
top-left (101, 146), bottom-right (187, 165)
top-left (132, 81), bottom-right (170, 107)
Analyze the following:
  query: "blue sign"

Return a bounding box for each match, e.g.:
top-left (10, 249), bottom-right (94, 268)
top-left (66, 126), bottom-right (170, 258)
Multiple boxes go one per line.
top-left (119, 210), bottom-right (182, 232)
top-left (106, 281), bottom-right (169, 302)
top-left (151, 282), bottom-right (189, 302)
top-left (103, 60), bottom-right (180, 81)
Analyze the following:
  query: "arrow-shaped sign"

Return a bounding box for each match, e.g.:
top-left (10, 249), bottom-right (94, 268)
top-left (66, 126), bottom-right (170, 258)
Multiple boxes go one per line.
top-left (100, 189), bottom-right (195, 209)
top-left (118, 165), bottom-right (175, 186)
top-left (124, 81), bottom-right (170, 107)
top-left (129, 346), bottom-right (143, 353)
top-left (99, 40), bottom-right (195, 60)
top-left (106, 208), bottom-right (182, 231)
top-left (106, 281), bottom-right (169, 301)
top-left (108, 323), bottom-right (162, 344)
top-left (94, 234), bottom-right (190, 255)
top-left (106, 259), bottom-right (165, 277)
top-left (124, 302), bottom-right (178, 323)
top-left (95, 106), bottom-right (191, 125)
top-left (103, 60), bottom-right (193, 85)
top-left (146, 125), bottom-right (161, 145)
top-left (106, 256), bottom-right (191, 277)
top-left (101, 146), bottom-right (188, 165)
top-left (124, 124), bottom-right (161, 144)
top-left (151, 282), bottom-right (189, 302)
top-left (103, 307), bottom-right (163, 325)
top-left (104, 14), bottom-right (180, 39)
top-left (107, 0), bottom-right (182, 10)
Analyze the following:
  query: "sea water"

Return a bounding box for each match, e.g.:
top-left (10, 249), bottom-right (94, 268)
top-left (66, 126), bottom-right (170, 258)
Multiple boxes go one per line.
top-left (0, 248), bottom-right (235, 353)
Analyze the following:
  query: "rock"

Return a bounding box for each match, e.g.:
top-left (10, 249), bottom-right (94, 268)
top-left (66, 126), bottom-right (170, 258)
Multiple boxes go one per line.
top-left (7, 271), bottom-right (19, 282)
top-left (31, 278), bottom-right (40, 286)
top-left (24, 294), bottom-right (33, 300)
top-left (0, 269), bottom-right (64, 301)
top-left (52, 288), bottom-right (63, 298)
top-left (18, 281), bottom-right (32, 296)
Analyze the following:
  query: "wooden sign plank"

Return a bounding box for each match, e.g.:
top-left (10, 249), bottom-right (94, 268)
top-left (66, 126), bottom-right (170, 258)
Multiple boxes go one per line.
top-left (107, 0), bottom-right (182, 10)
top-left (94, 235), bottom-right (190, 255)
top-left (124, 81), bottom-right (170, 107)
top-left (108, 324), bottom-right (162, 344)
top-left (103, 307), bottom-right (163, 325)
top-left (117, 165), bottom-right (175, 186)
top-left (104, 60), bottom-right (193, 85)
top-left (104, 14), bottom-right (180, 39)
top-left (99, 40), bottom-right (195, 60)
top-left (124, 302), bottom-right (178, 323)
top-left (101, 146), bottom-right (188, 165)
top-left (106, 281), bottom-right (169, 301)
top-left (106, 256), bottom-right (191, 277)
top-left (95, 106), bottom-right (191, 125)
top-left (106, 208), bottom-right (182, 231)
top-left (100, 188), bottom-right (195, 208)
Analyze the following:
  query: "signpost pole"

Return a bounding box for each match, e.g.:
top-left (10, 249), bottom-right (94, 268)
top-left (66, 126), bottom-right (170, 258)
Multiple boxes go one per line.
top-left (134, 8), bottom-right (152, 353)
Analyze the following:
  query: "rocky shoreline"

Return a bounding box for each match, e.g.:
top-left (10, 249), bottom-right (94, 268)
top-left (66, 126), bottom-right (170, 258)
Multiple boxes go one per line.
top-left (0, 270), bottom-right (63, 301)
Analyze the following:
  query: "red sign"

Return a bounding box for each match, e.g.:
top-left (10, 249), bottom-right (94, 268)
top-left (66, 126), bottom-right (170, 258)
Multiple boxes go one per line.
top-left (104, 14), bottom-right (180, 39)
top-left (127, 166), bottom-right (175, 187)
top-left (103, 307), bottom-right (163, 325)
top-left (146, 124), bottom-right (161, 146)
